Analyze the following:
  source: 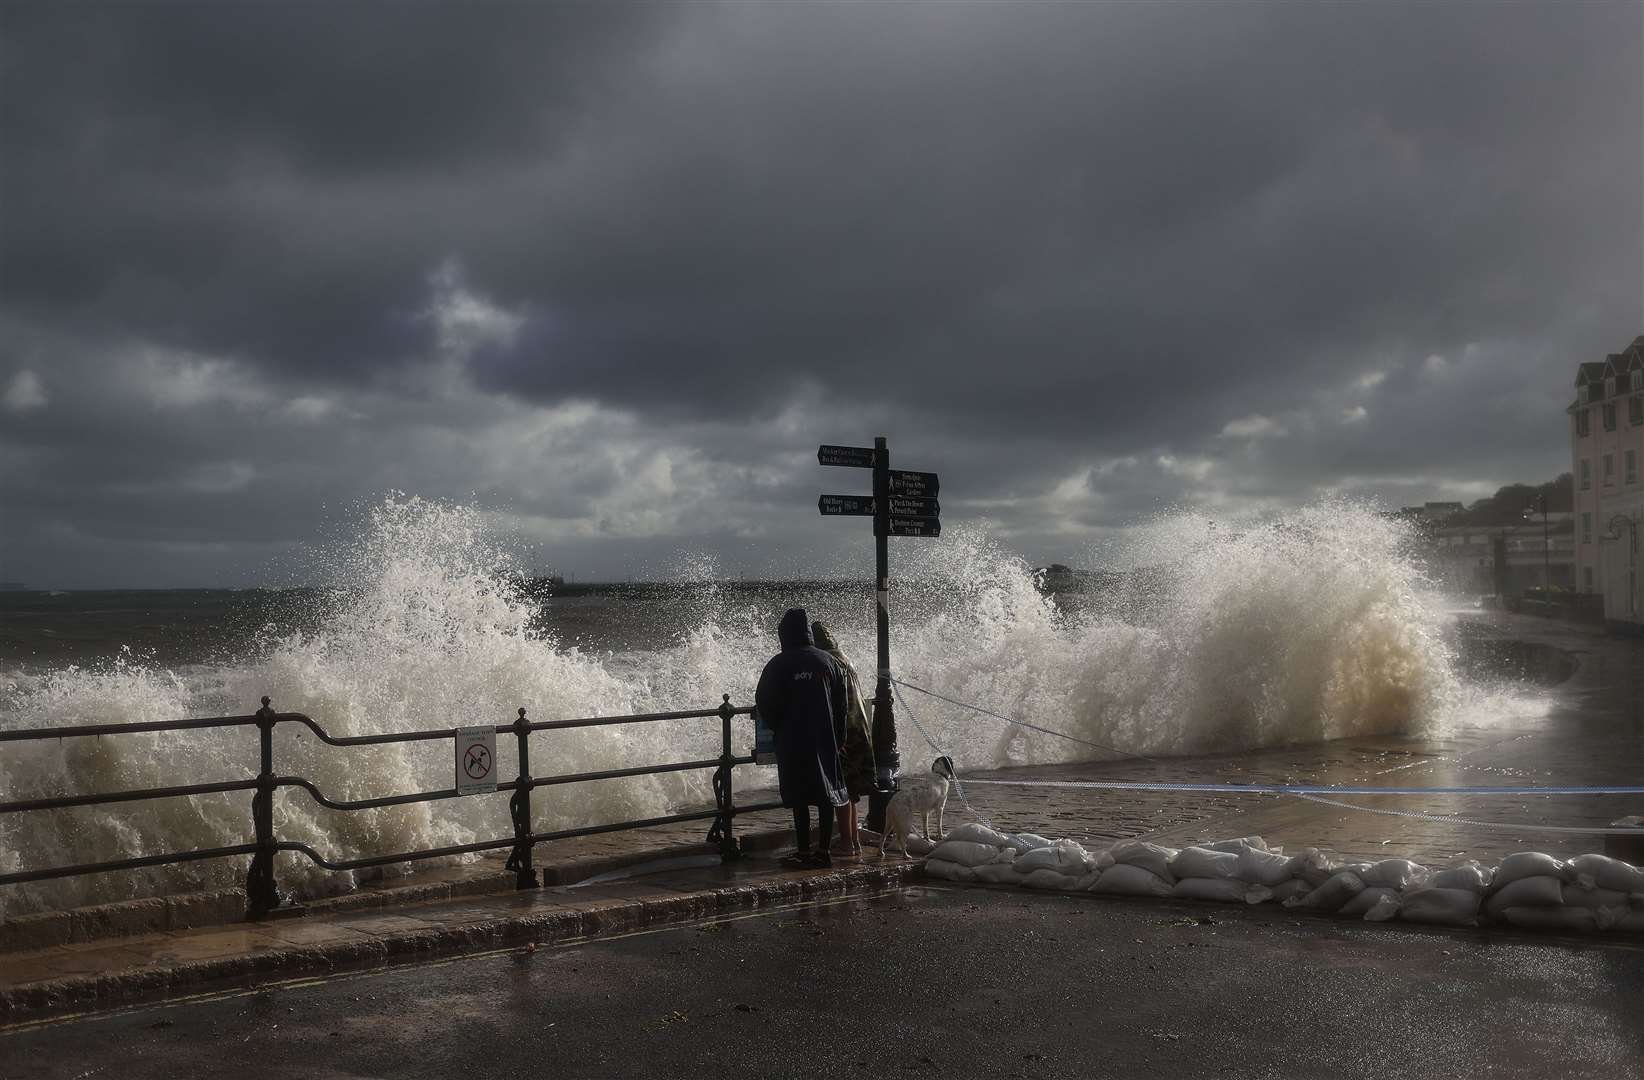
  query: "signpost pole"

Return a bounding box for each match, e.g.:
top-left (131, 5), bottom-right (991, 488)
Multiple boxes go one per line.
top-left (867, 435), bottom-right (899, 834)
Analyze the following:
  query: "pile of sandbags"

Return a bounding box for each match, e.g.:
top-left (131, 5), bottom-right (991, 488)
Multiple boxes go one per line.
top-left (919, 830), bottom-right (1644, 936)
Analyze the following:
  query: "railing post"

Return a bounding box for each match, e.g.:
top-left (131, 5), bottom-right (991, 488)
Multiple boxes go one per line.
top-left (245, 696), bottom-right (283, 918)
top-left (711, 694), bottom-right (741, 862)
top-left (504, 707), bottom-right (538, 889)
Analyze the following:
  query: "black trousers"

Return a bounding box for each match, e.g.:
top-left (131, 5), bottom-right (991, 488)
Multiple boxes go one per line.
top-left (792, 804), bottom-right (834, 851)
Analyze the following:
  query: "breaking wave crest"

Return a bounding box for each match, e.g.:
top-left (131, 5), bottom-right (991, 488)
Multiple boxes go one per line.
top-left (0, 495), bottom-right (1460, 914)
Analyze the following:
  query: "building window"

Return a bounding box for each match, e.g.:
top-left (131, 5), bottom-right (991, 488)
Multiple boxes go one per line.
top-left (1608, 378), bottom-right (1618, 397)
top-left (1632, 396), bottom-right (1643, 426)
top-left (1604, 403), bottom-right (1617, 431)
top-left (1604, 453), bottom-right (1615, 484)
top-left (1577, 409), bottom-right (1591, 437)
top-left (1633, 369), bottom-right (1644, 391)
top-left (1582, 512), bottom-right (1592, 543)
top-left (1585, 383), bottom-right (1601, 404)
top-left (1629, 450), bottom-right (1638, 485)
top-left (1580, 460), bottom-right (1591, 490)
top-left (1585, 567), bottom-right (1594, 592)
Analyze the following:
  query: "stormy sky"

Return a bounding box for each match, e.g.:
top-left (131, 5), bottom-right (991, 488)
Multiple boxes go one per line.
top-left (2, 1), bottom-right (1640, 588)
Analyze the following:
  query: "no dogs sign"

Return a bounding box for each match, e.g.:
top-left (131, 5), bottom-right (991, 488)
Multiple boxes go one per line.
top-left (455, 727), bottom-right (498, 795)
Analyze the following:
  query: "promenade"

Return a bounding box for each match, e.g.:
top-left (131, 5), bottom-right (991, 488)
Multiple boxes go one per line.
top-left (4, 609), bottom-right (1640, 1025)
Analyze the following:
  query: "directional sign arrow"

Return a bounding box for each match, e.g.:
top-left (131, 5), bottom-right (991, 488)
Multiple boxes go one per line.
top-left (819, 494), bottom-right (875, 516)
top-left (818, 444), bottom-right (876, 468)
top-left (887, 515), bottom-right (941, 538)
top-left (888, 470), bottom-right (939, 498)
top-left (885, 496), bottom-right (939, 517)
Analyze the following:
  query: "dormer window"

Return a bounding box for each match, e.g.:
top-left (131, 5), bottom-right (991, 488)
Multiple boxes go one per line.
top-left (1633, 369), bottom-right (1643, 391)
top-left (1585, 383), bottom-right (1603, 403)
top-left (1604, 403), bottom-right (1617, 431)
top-left (1577, 409), bottom-right (1591, 437)
top-left (1608, 378), bottom-right (1618, 396)
top-left (1632, 397), bottom-right (1643, 426)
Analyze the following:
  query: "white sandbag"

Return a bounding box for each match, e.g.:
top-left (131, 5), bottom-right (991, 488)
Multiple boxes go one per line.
top-left (1283, 871), bottom-right (1365, 912)
top-left (1484, 875), bottom-right (1565, 918)
top-left (988, 847), bottom-right (1020, 865)
top-left (1020, 868), bottom-right (1087, 891)
top-left (924, 859), bottom-right (977, 882)
top-left (1301, 859), bottom-right (1367, 888)
top-left (1560, 886), bottom-right (1630, 911)
top-left (1364, 894), bottom-right (1402, 922)
top-left (1199, 836), bottom-right (1270, 854)
top-left (1612, 910), bottom-right (1644, 934)
top-left (1235, 848), bottom-right (1305, 888)
top-left (1399, 887), bottom-right (1481, 927)
top-left (1498, 906), bottom-right (1611, 933)
top-left (1491, 852), bottom-right (1574, 888)
top-left (943, 822), bottom-right (1014, 848)
top-left (1090, 863), bottom-right (1174, 898)
top-left (972, 861), bottom-right (1025, 885)
top-left (1429, 860), bottom-right (1493, 893)
top-left (1361, 859), bottom-right (1429, 891)
top-left (1169, 847), bottom-right (1241, 880)
top-left (1268, 879), bottom-right (1310, 903)
top-left (1338, 887), bottom-right (1399, 918)
top-left (1568, 853), bottom-right (1644, 894)
top-left (1016, 840), bottom-right (1095, 875)
top-left (1171, 877), bottom-right (1271, 905)
top-left (1109, 841), bottom-right (1178, 883)
top-left (1004, 833), bottom-right (1054, 853)
top-left (904, 835), bottom-right (938, 856)
top-left (928, 840), bottom-right (1004, 868)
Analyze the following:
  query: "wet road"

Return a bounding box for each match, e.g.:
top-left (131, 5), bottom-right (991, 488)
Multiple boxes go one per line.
top-left (7, 885), bottom-right (1643, 1080)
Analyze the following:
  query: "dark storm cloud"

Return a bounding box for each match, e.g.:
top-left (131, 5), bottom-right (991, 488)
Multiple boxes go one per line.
top-left (1, 1), bottom-right (1639, 586)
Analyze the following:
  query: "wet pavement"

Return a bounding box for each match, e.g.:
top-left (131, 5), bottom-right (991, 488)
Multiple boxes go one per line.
top-left (7, 884), bottom-right (1643, 1080)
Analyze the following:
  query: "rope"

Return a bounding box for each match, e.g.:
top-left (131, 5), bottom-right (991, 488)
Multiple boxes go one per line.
top-left (954, 777), bottom-right (1644, 796)
top-left (888, 677), bottom-right (1151, 760)
top-left (889, 676), bottom-right (994, 829)
top-left (1291, 794), bottom-right (1644, 836)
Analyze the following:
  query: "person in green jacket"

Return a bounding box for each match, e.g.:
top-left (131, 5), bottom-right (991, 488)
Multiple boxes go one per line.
top-left (811, 621), bottom-right (876, 855)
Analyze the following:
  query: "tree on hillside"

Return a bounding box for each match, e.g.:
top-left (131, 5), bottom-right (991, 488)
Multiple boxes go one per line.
top-left (1446, 474), bottom-right (1572, 526)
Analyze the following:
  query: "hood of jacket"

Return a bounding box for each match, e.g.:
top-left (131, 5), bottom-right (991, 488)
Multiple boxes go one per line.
top-left (778, 607), bottom-right (813, 651)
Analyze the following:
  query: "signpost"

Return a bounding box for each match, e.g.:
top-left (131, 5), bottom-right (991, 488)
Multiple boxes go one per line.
top-left (816, 437), bottom-right (942, 833)
top-left (455, 726), bottom-right (498, 796)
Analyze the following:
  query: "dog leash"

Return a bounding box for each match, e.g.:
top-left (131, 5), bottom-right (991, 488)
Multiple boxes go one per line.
top-left (891, 674), bottom-right (995, 830)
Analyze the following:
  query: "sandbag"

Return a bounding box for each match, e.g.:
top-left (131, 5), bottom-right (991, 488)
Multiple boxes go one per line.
top-left (1361, 859), bottom-right (1429, 891)
top-left (1484, 875), bottom-right (1564, 918)
top-left (1017, 840), bottom-right (1095, 875)
top-left (1090, 863), bottom-right (1174, 898)
top-left (972, 861), bottom-right (1025, 885)
top-left (1236, 849), bottom-right (1305, 888)
top-left (1339, 887), bottom-right (1399, 918)
top-left (1491, 852), bottom-right (1574, 888)
top-left (1569, 853), bottom-right (1644, 894)
top-left (1364, 894), bottom-right (1402, 922)
top-left (1169, 847), bottom-right (1241, 880)
top-left (928, 840), bottom-right (1004, 868)
top-left (1109, 841), bottom-right (1178, 883)
top-left (1499, 906), bottom-right (1611, 933)
top-left (1301, 860), bottom-right (1368, 889)
top-left (904, 836), bottom-right (938, 856)
top-left (1019, 868), bottom-right (1087, 891)
top-left (1612, 910), bottom-right (1644, 934)
top-left (1005, 833), bottom-right (1053, 853)
top-left (1399, 887), bottom-right (1481, 927)
top-left (1171, 877), bottom-right (1271, 905)
top-left (1200, 836), bottom-right (1270, 854)
top-left (1268, 879), bottom-right (1310, 903)
top-left (1560, 886), bottom-right (1630, 911)
top-left (1429, 860), bottom-right (1492, 893)
top-left (1284, 871), bottom-right (1365, 912)
top-left (987, 847), bottom-right (1020, 865)
top-left (943, 822), bottom-right (1013, 848)
top-left (924, 859), bottom-right (977, 882)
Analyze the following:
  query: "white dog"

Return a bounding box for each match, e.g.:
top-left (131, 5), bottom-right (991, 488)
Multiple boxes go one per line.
top-left (879, 756), bottom-right (955, 859)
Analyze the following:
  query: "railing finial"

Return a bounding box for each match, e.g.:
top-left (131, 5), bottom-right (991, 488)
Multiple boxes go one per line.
top-left (518, 707), bottom-right (527, 721)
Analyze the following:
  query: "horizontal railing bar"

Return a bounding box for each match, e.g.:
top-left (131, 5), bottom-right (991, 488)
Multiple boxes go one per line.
top-left (276, 713), bottom-right (461, 746)
top-left (0, 843), bottom-right (259, 887)
top-left (278, 807), bottom-right (735, 872)
top-left (0, 715), bottom-right (259, 742)
top-left (522, 706), bottom-right (754, 732)
top-left (528, 757), bottom-right (750, 788)
top-left (732, 799), bottom-right (786, 815)
top-left (0, 778), bottom-right (260, 815)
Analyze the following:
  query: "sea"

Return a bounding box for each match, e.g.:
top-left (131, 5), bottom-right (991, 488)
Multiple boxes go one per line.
top-left (0, 495), bottom-right (1520, 917)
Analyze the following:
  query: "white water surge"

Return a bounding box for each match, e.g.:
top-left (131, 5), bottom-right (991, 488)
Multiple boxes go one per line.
top-left (1, 496), bottom-right (1467, 916)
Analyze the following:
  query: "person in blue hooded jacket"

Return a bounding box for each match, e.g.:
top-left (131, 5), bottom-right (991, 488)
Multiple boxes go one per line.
top-left (755, 607), bottom-right (848, 867)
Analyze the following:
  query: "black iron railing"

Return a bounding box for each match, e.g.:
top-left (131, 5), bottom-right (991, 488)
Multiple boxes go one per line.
top-left (0, 695), bottom-right (781, 917)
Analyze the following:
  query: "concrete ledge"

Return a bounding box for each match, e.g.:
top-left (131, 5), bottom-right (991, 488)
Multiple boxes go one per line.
top-left (0, 861), bottom-right (916, 1021)
top-left (0, 890), bottom-right (246, 954)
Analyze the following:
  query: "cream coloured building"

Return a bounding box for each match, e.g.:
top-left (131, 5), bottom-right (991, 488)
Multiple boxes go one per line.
top-left (1570, 335), bottom-right (1644, 628)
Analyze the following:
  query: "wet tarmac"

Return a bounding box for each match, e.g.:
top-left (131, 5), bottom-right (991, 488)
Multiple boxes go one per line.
top-left (7, 884), bottom-right (1642, 1079)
